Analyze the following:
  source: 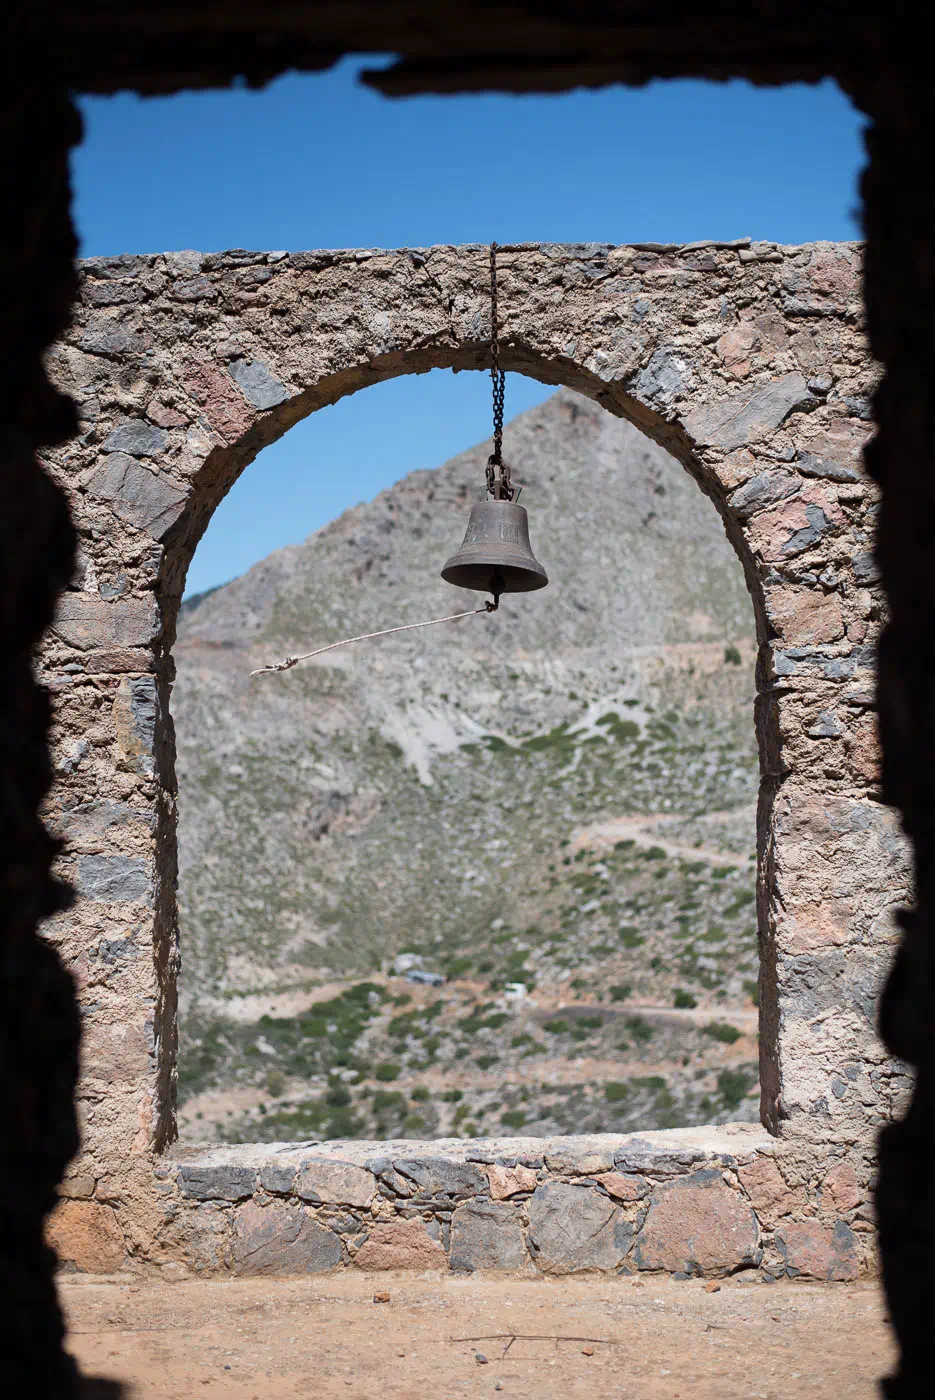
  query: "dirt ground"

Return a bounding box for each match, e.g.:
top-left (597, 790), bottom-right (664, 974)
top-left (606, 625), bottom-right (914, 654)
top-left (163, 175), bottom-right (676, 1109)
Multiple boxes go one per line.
top-left (62, 1271), bottom-right (896, 1399)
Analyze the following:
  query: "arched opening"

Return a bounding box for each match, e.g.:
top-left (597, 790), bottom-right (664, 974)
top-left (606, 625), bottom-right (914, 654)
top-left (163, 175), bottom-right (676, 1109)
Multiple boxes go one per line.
top-left (168, 366), bottom-right (761, 1145)
top-left (42, 237), bottom-right (893, 1283)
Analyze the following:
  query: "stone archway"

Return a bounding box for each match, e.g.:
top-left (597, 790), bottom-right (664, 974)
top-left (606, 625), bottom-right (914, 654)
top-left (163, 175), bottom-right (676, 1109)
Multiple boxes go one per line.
top-left (38, 239), bottom-right (910, 1279)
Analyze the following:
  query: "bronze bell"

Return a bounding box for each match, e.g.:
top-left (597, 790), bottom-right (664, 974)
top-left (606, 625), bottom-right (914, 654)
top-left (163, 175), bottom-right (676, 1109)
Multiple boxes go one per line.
top-left (441, 499), bottom-right (548, 597)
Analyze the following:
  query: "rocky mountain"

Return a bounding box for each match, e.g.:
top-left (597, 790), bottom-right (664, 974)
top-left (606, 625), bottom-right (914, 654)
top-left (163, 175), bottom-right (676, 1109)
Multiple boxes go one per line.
top-left (173, 388), bottom-right (761, 1144)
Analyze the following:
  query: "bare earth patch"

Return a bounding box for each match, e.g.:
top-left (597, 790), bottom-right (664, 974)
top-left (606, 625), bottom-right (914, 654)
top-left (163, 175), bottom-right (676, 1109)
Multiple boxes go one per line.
top-left (62, 1272), bottom-right (894, 1398)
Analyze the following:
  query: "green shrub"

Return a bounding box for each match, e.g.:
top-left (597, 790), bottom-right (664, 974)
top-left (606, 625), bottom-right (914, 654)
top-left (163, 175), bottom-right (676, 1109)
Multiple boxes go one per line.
top-left (543, 1018), bottom-right (570, 1034)
top-left (372, 1089), bottom-right (405, 1113)
top-left (442, 1089), bottom-right (463, 1103)
top-left (265, 1070), bottom-right (286, 1098)
top-left (410, 1085), bottom-right (430, 1102)
top-left (674, 989), bottom-right (698, 1009)
top-left (724, 644), bottom-right (742, 665)
top-left (389, 1011), bottom-right (418, 1037)
top-left (604, 1081), bottom-right (629, 1102)
top-left (501, 1109), bottom-right (526, 1129)
top-left (576, 1015), bottom-right (603, 1030)
top-left (717, 1067), bottom-right (754, 1109)
top-left (475, 1053), bottom-right (499, 1070)
top-left (326, 1107), bottom-right (362, 1138)
top-left (620, 927), bottom-right (646, 948)
top-left (375, 1062), bottom-right (401, 1082)
top-left (626, 1016), bottom-right (655, 1044)
top-left (704, 1021), bottom-right (742, 1044)
top-left (743, 978), bottom-right (760, 1006)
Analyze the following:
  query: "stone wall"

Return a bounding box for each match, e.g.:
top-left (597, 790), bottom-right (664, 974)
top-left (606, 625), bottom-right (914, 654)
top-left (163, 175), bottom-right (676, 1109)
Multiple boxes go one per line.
top-left (152, 1127), bottom-right (865, 1282)
top-left (37, 238), bottom-right (911, 1277)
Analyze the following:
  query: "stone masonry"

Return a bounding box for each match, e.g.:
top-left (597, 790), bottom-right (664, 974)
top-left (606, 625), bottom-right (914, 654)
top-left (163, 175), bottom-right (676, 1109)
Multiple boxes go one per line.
top-left (148, 1126), bottom-right (859, 1281)
top-left (35, 239), bottom-right (911, 1277)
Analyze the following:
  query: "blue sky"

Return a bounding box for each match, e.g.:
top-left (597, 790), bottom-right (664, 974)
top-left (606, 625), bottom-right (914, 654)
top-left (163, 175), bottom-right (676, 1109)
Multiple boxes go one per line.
top-left (73, 63), bottom-right (866, 596)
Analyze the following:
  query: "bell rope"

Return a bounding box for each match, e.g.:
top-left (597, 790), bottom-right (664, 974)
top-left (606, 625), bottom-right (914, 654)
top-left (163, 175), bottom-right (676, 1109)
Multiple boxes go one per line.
top-left (249, 600), bottom-right (498, 677)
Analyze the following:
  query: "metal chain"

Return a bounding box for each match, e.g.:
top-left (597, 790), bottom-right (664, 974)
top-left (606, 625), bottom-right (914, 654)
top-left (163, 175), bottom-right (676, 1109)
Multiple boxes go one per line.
top-left (486, 242), bottom-right (512, 501)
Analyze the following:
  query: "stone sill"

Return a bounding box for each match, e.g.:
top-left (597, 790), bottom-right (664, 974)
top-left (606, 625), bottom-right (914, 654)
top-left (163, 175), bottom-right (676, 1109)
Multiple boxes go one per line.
top-left (171, 1122), bottom-right (772, 1177)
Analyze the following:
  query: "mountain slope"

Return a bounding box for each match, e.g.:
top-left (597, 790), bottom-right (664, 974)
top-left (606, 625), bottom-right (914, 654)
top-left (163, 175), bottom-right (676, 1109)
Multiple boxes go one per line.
top-left (172, 389), bottom-right (760, 1143)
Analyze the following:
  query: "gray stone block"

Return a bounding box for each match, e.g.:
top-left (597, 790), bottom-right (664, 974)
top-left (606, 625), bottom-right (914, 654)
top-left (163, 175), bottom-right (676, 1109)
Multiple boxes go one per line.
top-left (83, 254), bottom-right (150, 280)
top-left (544, 1143), bottom-right (616, 1175)
top-left (232, 1201), bottom-right (342, 1273)
top-left (58, 799), bottom-right (154, 840)
top-left (772, 650), bottom-right (798, 676)
top-left (808, 711), bottom-right (843, 738)
top-left (86, 281), bottom-right (145, 306)
top-left (77, 855), bottom-right (151, 905)
top-left (78, 321), bottom-right (149, 357)
top-left (178, 1164), bottom-right (256, 1202)
top-left (450, 1200), bottom-right (526, 1272)
top-left (853, 550), bottom-right (881, 585)
top-left (228, 357), bottom-right (290, 409)
top-left (164, 250), bottom-right (204, 276)
top-left (630, 346), bottom-right (692, 406)
top-left (843, 395), bottom-right (873, 421)
top-left (729, 469), bottom-right (799, 520)
top-left (259, 1163), bottom-right (296, 1194)
top-left (103, 421), bottom-right (169, 457)
top-left (683, 373), bottom-right (814, 452)
top-left (86, 453), bottom-right (187, 539)
top-left (782, 295), bottom-right (840, 317)
top-left (527, 1183), bottom-right (625, 1274)
top-left (130, 676), bottom-right (158, 752)
top-left (203, 249), bottom-right (267, 269)
top-left (797, 450), bottom-right (859, 483)
top-left (53, 593), bottom-right (157, 651)
top-left (614, 1140), bottom-right (705, 1172)
top-left (170, 275), bottom-right (215, 301)
top-left (782, 504), bottom-right (833, 556)
top-left (295, 1159), bottom-right (376, 1208)
top-left (392, 1158), bottom-right (486, 1199)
